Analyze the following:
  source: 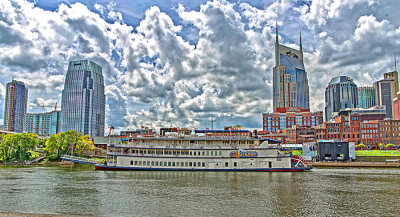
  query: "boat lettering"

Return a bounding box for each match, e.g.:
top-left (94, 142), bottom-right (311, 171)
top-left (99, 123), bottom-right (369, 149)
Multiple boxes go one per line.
top-left (230, 151), bottom-right (258, 158)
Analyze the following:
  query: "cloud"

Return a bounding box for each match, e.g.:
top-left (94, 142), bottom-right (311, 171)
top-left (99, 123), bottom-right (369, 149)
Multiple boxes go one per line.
top-left (0, 0), bottom-right (398, 132)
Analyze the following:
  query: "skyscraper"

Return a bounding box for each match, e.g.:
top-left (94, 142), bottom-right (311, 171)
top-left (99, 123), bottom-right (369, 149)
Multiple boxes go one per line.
top-left (273, 24), bottom-right (309, 112)
top-left (384, 55), bottom-right (399, 94)
top-left (325, 76), bottom-right (358, 121)
top-left (384, 71), bottom-right (398, 94)
top-left (374, 78), bottom-right (396, 119)
top-left (358, 86), bottom-right (376, 109)
top-left (4, 80), bottom-right (28, 133)
top-left (61, 60), bottom-right (105, 136)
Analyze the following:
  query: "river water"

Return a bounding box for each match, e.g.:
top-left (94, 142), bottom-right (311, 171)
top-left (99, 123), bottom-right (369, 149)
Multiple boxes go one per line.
top-left (0, 165), bottom-right (399, 216)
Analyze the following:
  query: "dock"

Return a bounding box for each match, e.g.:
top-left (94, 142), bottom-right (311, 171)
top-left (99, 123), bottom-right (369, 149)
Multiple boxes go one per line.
top-left (60, 155), bottom-right (99, 165)
top-left (311, 161), bottom-right (400, 168)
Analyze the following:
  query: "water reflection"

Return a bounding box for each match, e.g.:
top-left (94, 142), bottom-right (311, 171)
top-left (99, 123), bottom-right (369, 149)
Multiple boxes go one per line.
top-left (0, 166), bottom-right (399, 216)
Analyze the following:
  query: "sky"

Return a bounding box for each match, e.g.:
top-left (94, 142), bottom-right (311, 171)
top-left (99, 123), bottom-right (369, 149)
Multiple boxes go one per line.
top-left (0, 0), bottom-right (399, 132)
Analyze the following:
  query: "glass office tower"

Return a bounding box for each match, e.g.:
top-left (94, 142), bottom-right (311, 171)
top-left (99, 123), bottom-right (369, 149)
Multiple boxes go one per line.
top-left (61, 60), bottom-right (105, 136)
top-left (325, 76), bottom-right (359, 121)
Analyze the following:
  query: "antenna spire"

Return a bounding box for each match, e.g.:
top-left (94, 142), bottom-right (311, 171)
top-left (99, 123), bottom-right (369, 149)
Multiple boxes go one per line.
top-left (275, 21), bottom-right (278, 43)
top-left (395, 54), bottom-right (397, 72)
top-left (300, 30), bottom-right (303, 51)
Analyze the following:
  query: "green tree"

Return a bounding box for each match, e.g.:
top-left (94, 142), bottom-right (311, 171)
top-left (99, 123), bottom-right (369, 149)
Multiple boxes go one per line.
top-left (386, 144), bottom-right (395, 149)
top-left (37, 138), bottom-right (47, 148)
top-left (356, 143), bottom-right (366, 150)
top-left (44, 130), bottom-right (94, 160)
top-left (0, 133), bottom-right (37, 163)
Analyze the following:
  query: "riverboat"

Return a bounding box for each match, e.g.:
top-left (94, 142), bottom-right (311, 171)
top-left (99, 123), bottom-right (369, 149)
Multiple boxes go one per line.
top-left (95, 135), bottom-right (311, 172)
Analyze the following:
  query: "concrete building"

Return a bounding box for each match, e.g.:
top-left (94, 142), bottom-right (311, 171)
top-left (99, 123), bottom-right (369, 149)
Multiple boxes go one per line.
top-left (358, 86), bottom-right (376, 109)
top-left (334, 106), bottom-right (387, 122)
top-left (384, 70), bottom-right (399, 94)
top-left (262, 107), bottom-right (323, 133)
top-left (325, 76), bottom-right (358, 121)
top-left (4, 80), bottom-right (28, 133)
top-left (273, 25), bottom-right (309, 111)
top-left (374, 78), bottom-right (396, 119)
top-left (24, 110), bottom-right (60, 136)
top-left (61, 60), bottom-right (105, 136)
top-left (392, 92), bottom-right (400, 120)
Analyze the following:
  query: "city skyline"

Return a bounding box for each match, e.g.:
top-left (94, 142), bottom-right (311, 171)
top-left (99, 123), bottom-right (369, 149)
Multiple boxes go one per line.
top-left (0, 0), bottom-right (399, 131)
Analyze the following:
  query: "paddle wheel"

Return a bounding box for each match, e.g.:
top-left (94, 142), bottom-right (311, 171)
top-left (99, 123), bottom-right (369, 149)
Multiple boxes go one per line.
top-left (291, 155), bottom-right (310, 168)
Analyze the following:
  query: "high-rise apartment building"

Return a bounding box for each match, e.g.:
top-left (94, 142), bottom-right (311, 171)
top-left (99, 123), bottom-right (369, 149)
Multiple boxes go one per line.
top-left (4, 80), bottom-right (28, 133)
top-left (61, 60), bottom-right (105, 136)
top-left (374, 78), bottom-right (396, 119)
top-left (325, 76), bottom-right (358, 121)
top-left (273, 25), bottom-right (309, 111)
top-left (24, 110), bottom-right (60, 136)
top-left (358, 86), bottom-right (376, 109)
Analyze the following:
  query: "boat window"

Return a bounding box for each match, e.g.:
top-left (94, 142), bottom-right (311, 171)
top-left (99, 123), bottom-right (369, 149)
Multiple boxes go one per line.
top-left (193, 162), bottom-right (196, 167)
top-left (202, 162), bottom-right (205, 167)
top-left (190, 151), bottom-right (192, 156)
top-left (139, 161), bottom-right (142, 166)
top-left (130, 161), bottom-right (133, 165)
top-left (198, 151), bottom-right (200, 156)
top-left (234, 162), bottom-right (237, 167)
top-left (215, 151), bottom-right (218, 156)
top-left (147, 161), bottom-right (150, 166)
top-left (168, 162), bottom-right (171, 166)
top-left (135, 161), bottom-right (138, 165)
top-left (211, 152), bottom-right (213, 156)
top-left (194, 151), bottom-right (196, 156)
top-left (164, 162), bottom-right (167, 166)
top-left (225, 162), bottom-right (228, 167)
top-left (181, 162), bottom-right (184, 166)
top-left (151, 161), bottom-right (154, 166)
top-left (185, 162), bottom-right (188, 167)
top-left (202, 152), bottom-right (205, 156)
top-left (219, 151), bottom-right (222, 156)
top-left (269, 162), bottom-right (272, 168)
top-left (207, 151), bottom-right (209, 156)
top-left (172, 162), bottom-right (175, 167)
top-left (156, 161), bottom-right (159, 166)
top-left (189, 162), bottom-right (192, 167)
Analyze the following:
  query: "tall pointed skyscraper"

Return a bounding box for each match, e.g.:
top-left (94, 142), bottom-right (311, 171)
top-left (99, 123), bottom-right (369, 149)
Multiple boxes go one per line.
top-left (61, 60), bottom-right (105, 136)
top-left (273, 24), bottom-right (309, 112)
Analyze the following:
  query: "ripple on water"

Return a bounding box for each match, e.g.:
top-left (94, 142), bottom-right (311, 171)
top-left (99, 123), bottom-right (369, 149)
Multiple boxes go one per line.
top-left (0, 166), bottom-right (399, 216)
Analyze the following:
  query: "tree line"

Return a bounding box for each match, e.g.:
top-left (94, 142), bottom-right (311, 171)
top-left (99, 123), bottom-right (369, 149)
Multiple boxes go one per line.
top-left (0, 130), bottom-right (93, 163)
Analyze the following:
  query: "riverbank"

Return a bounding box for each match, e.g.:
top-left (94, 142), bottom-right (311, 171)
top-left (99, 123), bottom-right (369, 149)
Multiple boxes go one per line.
top-left (0, 161), bottom-right (74, 166)
top-left (311, 161), bottom-right (400, 168)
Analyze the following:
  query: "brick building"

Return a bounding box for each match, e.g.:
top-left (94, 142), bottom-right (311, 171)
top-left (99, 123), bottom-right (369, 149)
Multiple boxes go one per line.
top-left (360, 120), bottom-right (379, 149)
top-left (262, 107), bottom-right (323, 133)
top-left (379, 120), bottom-right (400, 147)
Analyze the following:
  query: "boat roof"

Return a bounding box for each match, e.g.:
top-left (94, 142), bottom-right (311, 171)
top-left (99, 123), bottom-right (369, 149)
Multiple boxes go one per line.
top-left (127, 136), bottom-right (281, 143)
